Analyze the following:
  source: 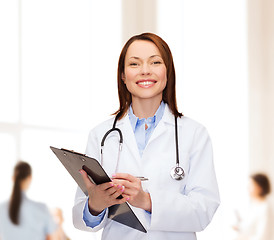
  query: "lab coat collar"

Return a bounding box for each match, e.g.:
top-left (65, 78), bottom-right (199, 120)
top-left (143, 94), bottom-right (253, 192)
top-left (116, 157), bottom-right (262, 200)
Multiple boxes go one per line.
top-left (114, 103), bottom-right (181, 127)
top-left (113, 104), bottom-right (181, 160)
top-left (153, 103), bottom-right (183, 127)
top-left (162, 103), bottom-right (178, 126)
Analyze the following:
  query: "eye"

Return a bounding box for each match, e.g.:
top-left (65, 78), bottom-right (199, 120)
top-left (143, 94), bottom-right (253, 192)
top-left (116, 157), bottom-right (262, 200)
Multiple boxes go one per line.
top-left (152, 61), bottom-right (162, 65)
top-left (129, 62), bottom-right (138, 66)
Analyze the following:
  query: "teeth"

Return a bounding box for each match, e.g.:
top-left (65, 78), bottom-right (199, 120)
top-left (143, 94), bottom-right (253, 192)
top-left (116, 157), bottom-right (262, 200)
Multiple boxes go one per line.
top-left (138, 81), bottom-right (154, 86)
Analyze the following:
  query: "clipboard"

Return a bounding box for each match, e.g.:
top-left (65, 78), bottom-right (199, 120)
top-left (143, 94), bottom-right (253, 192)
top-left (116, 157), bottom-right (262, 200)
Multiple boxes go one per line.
top-left (50, 146), bottom-right (147, 233)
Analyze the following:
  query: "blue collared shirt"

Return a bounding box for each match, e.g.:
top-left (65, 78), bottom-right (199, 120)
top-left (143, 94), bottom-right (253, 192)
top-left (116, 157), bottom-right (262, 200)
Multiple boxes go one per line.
top-left (83, 102), bottom-right (165, 227)
top-left (128, 101), bottom-right (165, 157)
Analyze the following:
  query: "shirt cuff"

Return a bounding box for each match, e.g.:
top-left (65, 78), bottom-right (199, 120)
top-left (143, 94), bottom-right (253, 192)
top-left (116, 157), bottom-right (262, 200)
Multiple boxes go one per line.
top-left (83, 198), bottom-right (106, 228)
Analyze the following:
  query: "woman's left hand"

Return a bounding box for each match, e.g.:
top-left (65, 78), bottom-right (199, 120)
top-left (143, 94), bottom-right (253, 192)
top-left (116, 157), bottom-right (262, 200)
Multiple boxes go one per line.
top-left (112, 173), bottom-right (152, 213)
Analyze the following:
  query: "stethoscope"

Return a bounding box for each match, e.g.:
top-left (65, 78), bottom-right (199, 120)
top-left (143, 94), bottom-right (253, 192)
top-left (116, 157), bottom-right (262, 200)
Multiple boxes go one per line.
top-left (100, 114), bottom-right (185, 181)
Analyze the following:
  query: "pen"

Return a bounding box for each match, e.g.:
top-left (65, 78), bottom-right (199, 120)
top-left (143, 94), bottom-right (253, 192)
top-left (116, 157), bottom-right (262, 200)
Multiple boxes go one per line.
top-left (112, 175), bottom-right (149, 181)
top-left (135, 176), bottom-right (149, 181)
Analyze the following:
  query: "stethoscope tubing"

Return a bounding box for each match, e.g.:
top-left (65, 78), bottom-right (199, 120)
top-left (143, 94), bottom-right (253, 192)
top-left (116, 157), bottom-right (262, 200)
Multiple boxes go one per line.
top-left (100, 113), bottom-right (185, 180)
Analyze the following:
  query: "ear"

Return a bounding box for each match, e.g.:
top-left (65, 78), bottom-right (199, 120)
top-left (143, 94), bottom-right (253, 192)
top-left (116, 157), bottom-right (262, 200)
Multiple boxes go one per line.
top-left (121, 72), bottom-right (126, 82)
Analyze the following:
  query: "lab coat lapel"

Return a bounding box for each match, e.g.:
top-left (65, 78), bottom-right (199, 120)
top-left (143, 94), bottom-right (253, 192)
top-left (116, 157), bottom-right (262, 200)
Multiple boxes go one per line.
top-left (117, 115), bottom-right (141, 163)
top-left (115, 105), bottom-right (176, 161)
top-left (146, 104), bottom-right (174, 146)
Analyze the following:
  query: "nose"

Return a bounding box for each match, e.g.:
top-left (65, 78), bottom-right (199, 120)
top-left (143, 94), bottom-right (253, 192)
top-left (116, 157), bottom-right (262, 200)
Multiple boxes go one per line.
top-left (140, 63), bottom-right (151, 75)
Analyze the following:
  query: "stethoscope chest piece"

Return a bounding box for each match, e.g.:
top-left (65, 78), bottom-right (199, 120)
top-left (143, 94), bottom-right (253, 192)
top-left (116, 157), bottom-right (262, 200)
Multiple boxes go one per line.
top-left (170, 165), bottom-right (185, 181)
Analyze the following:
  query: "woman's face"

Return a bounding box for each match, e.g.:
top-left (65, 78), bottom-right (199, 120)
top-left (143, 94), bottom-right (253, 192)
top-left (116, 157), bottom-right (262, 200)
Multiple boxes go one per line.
top-left (123, 40), bottom-right (167, 103)
top-left (248, 179), bottom-right (262, 199)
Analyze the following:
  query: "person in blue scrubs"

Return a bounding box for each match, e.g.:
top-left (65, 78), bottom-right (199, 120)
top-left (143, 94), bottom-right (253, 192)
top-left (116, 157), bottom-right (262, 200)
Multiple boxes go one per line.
top-left (0, 161), bottom-right (56, 240)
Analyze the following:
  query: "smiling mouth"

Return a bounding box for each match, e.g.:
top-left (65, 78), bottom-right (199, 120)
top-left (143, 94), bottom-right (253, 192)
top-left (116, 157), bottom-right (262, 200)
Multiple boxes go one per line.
top-left (136, 80), bottom-right (157, 87)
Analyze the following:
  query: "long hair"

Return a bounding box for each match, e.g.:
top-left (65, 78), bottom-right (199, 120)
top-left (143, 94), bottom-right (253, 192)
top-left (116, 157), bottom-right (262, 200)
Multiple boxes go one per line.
top-left (9, 161), bottom-right (32, 225)
top-left (114, 32), bottom-right (183, 120)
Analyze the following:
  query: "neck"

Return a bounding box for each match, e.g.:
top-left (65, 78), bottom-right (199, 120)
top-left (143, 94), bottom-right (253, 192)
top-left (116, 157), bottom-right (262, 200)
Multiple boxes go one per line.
top-left (131, 98), bottom-right (162, 119)
top-left (252, 195), bottom-right (266, 203)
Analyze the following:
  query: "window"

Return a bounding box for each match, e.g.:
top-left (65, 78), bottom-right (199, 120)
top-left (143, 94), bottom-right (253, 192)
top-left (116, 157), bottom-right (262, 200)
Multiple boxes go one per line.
top-left (0, 1), bottom-right (121, 239)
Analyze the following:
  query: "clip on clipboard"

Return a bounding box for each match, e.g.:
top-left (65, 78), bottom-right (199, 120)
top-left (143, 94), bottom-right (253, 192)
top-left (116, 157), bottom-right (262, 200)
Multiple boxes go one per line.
top-left (50, 146), bottom-right (147, 233)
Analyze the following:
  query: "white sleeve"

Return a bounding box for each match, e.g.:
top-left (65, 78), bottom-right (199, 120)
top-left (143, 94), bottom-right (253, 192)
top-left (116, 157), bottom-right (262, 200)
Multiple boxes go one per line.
top-left (149, 126), bottom-right (220, 232)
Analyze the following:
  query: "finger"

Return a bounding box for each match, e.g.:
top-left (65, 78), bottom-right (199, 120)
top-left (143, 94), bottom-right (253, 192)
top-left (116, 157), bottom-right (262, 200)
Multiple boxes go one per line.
top-left (98, 182), bottom-right (115, 191)
top-left (121, 193), bottom-right (130, 199)
top-left (121, 187), bottom-right (134, 196)
top-left (110, 185), bottom-right (125, 199)
top-left (112, 173), bottom-right (137, 182)
top-left (111, 179), bottom-right (130, 188)
top-left (111, 179), bottom-right (124, 184)
top-left (106, 187), bottom-right (117, 196)
top-left (79, 169), bottom-right (95, 189)
top-left (115, 196), bottom-right (128, 205)
top-left (112, 179), bottom-right (138, 192)
top-left (105, 184), bottom-right (121, 195)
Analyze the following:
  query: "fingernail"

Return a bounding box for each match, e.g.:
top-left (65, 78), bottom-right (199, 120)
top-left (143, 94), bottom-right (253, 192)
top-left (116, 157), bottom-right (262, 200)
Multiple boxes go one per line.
top-left (112, 174), bottom-right (116, 177)
top-left (121, 186), bottom-right (125, 192)
top-left (110, 183), bottom-right (114, 187)
top-left (79, 170), bottom-right (83, 174)
top-left (126, 197), bottom-right (130, 201)
top-left (117, 184), bottom-right (121, 188)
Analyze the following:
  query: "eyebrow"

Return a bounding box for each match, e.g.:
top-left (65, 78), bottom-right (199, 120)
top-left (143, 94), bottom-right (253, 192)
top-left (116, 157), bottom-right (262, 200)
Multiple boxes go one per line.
top-left (128, 55), bottom-right (162, 60)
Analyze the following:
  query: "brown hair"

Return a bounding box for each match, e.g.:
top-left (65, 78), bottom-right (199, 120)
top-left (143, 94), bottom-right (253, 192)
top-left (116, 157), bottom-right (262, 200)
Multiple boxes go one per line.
top-left (251, 173), bottom-right (271, 198)
top-left (114, 32), bottom-right (183, 120)
top-left (9, 161), bottom-right (32, 225)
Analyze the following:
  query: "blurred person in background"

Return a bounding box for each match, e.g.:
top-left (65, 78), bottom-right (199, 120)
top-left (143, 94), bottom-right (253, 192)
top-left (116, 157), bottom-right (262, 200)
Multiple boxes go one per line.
top-left (233, 173), bottom-right (273, 240)
top-left (0, 161), bottom-right (56, 240)
top-left (51, 208), bottom-right (70, 240)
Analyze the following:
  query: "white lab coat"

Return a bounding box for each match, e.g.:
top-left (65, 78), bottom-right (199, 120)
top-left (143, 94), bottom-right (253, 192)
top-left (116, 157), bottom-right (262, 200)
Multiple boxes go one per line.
top-left (73, 104), bottom-right (220, 240)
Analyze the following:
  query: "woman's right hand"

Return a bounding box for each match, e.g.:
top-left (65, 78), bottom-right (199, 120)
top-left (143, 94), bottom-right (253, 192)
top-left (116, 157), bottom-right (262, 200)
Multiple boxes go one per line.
top-left (79, 169), bottom-right (128, 216)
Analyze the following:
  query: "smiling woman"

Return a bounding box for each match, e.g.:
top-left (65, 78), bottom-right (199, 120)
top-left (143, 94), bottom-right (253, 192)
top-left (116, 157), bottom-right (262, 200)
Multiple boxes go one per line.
top-left (72, 32), bottom-right (220, 240)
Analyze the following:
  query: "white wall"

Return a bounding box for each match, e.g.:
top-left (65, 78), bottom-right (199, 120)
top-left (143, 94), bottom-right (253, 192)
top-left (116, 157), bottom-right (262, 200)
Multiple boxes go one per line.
top-left (157, 1), bottom-right (248, 239)
top-left (248, 0), bottom-right (274, 179)
top-left (248, 0), bottom-right (274, 215)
